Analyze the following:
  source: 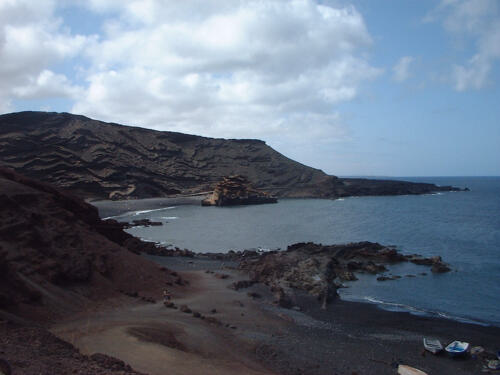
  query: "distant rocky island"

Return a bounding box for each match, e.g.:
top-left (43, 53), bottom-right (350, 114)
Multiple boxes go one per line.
top-left (0, 111), bottom-right (465, 200)
top-left (202, 175), bottom-right (277, 206)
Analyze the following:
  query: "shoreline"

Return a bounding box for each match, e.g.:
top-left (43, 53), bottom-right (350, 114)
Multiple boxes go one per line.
top-left (50, 256), bottom-right (500, 375)
top-left (158, 256), bottom-right (500, 374)
top-left (90, 183), bottom-right (469, 218)
top-left (93, 194), bottom-right (498, 330)
top-left (91, 196), bottom-right (205, 218)
top-left (146, 253), bottom-right (499, 329)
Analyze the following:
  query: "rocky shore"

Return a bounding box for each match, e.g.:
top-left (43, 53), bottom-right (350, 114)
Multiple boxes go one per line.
top-left (141, 255), bottom-right (500, 375)
top-left (123, 238), bottom-right (451, 311)
top-left (236, 242), bottom-right (451, 309)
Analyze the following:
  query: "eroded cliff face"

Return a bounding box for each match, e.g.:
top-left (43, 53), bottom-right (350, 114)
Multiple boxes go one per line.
top-left (0, 111), bottom-right (463, 200)
top-left (0, 112), bottom-right (335, 200)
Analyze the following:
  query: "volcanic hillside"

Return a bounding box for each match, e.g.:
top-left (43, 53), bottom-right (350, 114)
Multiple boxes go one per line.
top-left (0, 111), bottom-right (460, 200)
top-left (0, 167), bottom-right (172, 322)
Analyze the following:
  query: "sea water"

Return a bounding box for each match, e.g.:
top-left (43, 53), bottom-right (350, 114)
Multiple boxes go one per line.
top-left (98, 177), bottom-right (500, 326)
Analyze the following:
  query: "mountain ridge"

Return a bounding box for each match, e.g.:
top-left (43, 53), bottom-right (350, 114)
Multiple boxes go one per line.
top-left (0, 111), bottom-right (461, 200)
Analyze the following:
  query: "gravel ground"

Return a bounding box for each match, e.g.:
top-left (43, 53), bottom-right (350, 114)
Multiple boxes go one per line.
top-left (160, 257), bottom-right (500, 375)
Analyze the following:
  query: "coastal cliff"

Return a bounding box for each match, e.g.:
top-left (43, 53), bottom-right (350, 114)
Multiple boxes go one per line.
top-left (0, 111), bottom-right (463, 200)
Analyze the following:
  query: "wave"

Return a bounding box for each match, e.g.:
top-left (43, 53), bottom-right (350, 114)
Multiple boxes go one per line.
top-left (160, 216), bottom-right (178, 220)
top-left (133, 207), bottom-right (176, 215)
top-left (361, 296), bottom-right (490, 326)
top-left (102, 206), bottom-right (176, 220)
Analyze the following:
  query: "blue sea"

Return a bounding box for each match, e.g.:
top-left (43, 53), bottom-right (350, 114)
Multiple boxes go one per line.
top-left (99, 177), bottom-right (500, 327)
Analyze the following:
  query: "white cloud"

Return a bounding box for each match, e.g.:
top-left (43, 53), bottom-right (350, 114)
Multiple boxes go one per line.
top-left (427, 0), bottom-right (500, 91)
top-left (0, 0), bottom-right (380, 155)
top-left (393, 56), bottom-right (414, 82)
top-left (72, 0), bottom-right (380, 143)
top-left (0, 0), bottom-right (90, 107)
top-left (11, 70), bottom-right (84, 99)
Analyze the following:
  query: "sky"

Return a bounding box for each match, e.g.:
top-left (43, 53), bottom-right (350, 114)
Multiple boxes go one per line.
top-left (1, 0), bottom-right (499, 176)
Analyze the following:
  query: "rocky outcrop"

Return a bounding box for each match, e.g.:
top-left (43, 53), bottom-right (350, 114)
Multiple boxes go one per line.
top-left (237, 242), bottom-right (451, 309)
top-left (0, 111), bottom-right (465, 200)
top-left (408, 255), bottom-right (451, 273)
top-left (334, 178), bottom-right (464, 197)
top-left (202, 175), bottom-right (277, 206)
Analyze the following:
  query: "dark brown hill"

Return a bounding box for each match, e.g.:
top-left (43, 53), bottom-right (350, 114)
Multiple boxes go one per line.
top-left (0, 111), bottom-right (461, 200)
top-left (0, 167), bottom-right (170, 373)
top-left (0, 167), bottom-right (173, 322)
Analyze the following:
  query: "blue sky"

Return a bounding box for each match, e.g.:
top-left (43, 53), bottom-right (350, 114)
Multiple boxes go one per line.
top-left (1, 0), bottom-right (499, 176)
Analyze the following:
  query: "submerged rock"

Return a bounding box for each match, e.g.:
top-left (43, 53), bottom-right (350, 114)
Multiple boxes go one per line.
top-left (431, 263), bottom-right (451, 273)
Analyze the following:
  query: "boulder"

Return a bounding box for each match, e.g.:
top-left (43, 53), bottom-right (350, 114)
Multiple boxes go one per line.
top-left (229, 280), bottom-right (257, 290)
top-left (431, 263), bottom-right (451, 273)
top-left (337, 271), bottom-right (358, 281)
top-left (274, 288), bottom-right (293, 308)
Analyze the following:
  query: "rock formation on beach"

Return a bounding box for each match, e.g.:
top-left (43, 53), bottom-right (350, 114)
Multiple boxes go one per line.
top-left (0, 111), bottom-right (464, 200)
top-left (202, 175), bottom-right (277, 206)
top-left (237, 242), bottom-right (451, 309)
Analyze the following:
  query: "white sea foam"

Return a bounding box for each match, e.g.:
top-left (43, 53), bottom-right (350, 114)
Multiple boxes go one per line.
top-left (133, 207), bottom-right (176, 215)
top-left (362, 296), bottom-right (489, 326)
top-left (103, 206), bottom-right (177, 220)
top-left (160, 216), bottom-right (178, 220)
top-left (102, 213), bottom-right (132, 220)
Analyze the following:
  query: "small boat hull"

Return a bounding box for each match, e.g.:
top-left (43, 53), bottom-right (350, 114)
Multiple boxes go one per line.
top-left (423, 338), bottom-right (443, 354)
top-left (445, 341), bottom-right (469, 357)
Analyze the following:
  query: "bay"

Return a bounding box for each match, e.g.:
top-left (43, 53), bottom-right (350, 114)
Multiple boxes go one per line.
top-left (98, 177), bottom-right (500, 326)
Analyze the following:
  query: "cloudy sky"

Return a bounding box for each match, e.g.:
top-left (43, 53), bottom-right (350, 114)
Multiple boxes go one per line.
top-left (1, 0), bottom-right (499, 176)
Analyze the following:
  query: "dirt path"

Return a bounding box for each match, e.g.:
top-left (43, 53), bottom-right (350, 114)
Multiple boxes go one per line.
top-left (51, 270), bottom-right (283, 375)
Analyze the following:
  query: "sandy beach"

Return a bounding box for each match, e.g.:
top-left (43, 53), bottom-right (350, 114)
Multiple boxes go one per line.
top-left (50, 255), bottom-right (500, 375)
top-left (91, 196), bottom-right (205, 220)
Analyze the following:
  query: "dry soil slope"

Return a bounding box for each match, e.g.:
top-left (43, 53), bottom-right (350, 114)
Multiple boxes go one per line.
top-left (0, 111), bottom-right (336, 200)
top-left (0, 166), bottom-right (172, 322)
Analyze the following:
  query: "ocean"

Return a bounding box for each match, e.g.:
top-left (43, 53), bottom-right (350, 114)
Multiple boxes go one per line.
top-left (98, 177), bottom-right (500, 327)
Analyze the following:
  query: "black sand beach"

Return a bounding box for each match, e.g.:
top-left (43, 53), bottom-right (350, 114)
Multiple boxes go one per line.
top-left (86, 198), bottom-right (500, 374)
top-left (140, 255), bottom-right (500, 375)
top-left (91, 196), bottom-right (205, 219)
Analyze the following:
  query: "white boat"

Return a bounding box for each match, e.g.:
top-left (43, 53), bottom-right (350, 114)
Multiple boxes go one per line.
top-left (423, 337), bottom-right (443, 354)
top-left (397, 364), bottom-right (428, 375)
top-left (488, 360), bottom-right (500, 370)
top-left (445, 341), bottom-right (469, 356)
